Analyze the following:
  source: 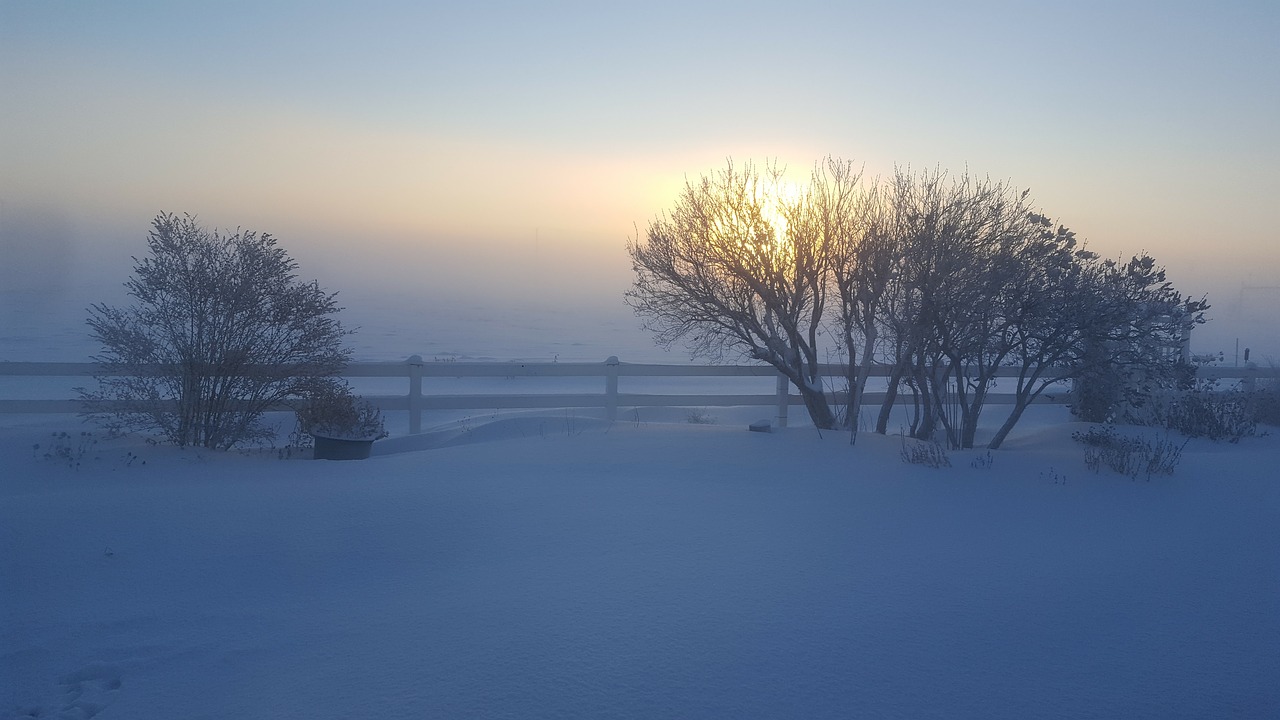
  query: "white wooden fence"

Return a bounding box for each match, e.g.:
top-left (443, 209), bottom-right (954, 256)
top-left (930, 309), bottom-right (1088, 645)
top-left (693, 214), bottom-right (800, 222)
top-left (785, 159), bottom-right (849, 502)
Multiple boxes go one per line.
top-left (1, 356), bottom-right (1272, 434)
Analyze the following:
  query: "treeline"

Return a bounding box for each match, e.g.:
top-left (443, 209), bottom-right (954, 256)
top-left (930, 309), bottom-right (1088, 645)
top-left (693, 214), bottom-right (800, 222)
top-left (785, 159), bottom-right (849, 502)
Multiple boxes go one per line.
top-left (627, 159), bottom-right (1207, 449)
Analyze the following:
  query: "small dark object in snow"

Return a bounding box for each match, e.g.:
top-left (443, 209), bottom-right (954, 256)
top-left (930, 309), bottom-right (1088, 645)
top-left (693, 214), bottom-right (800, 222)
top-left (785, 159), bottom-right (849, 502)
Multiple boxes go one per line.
top-left (749, 420), bottom-right (771, 433)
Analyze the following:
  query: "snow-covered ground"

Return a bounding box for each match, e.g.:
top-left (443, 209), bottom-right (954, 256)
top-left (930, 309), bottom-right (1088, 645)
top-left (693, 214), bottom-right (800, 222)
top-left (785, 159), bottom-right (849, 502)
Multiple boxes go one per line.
top-left (3, 291), bottom-right (1279, 718)
top-left (3, 402), bottom-right (1279, 719)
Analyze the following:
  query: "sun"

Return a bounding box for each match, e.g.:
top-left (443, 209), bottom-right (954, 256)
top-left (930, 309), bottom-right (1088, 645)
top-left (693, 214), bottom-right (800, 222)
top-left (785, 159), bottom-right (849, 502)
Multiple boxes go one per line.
top-left (758, 176), bottom-right (805, 249)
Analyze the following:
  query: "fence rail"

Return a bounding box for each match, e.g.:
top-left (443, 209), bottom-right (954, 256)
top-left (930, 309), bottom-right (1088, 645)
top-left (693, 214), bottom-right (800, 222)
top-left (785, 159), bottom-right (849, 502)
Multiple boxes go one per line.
top-left (2, 356), bottom-right (1274, 433)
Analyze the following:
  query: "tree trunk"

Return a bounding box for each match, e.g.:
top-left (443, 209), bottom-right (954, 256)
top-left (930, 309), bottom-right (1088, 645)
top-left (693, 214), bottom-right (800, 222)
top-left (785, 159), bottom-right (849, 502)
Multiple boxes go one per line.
top-left (848, 326), bottom-right (877, 439)
top-left (987, 396), bottom-right (1032, 450)
top-left (876, 363), bottom-right (905, 434)
top-left (799, 382), bottom-right (837, 430)
top-left (960, 411), bottom-right (979, 449)
top-left (911, 361), bottom-right (937, 440)
top-left (843, 328), bottom-right (859, 434)
top-left (958, 385), bottom-right (985, 450)
top-left (846, 361), bottom-right (859, 438)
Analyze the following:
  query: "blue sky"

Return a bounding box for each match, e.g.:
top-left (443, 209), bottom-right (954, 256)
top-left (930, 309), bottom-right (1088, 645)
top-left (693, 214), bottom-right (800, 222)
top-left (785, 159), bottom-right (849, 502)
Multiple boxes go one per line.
top-left (3, 1), bottom-right (1278, 353)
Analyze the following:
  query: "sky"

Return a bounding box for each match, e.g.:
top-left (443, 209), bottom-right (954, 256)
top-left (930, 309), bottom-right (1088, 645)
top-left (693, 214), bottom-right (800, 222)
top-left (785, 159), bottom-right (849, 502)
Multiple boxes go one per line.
top-left (2, 0), bottom-right (1278, 359)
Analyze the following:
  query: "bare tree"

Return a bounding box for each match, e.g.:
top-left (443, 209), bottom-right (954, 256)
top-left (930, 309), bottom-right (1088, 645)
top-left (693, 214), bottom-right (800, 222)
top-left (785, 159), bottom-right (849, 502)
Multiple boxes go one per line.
top-left (82, 213), bottom-right (351, 449)
top-left (864, 167), bottom-right (1207, 449)
top-left (630, 158), bottom-right (1206, 445)
top-left (626, 161), bottom-right (840, 429)
top-left (867, 170), bottom-right (1079, 448)
top-left (811, 159), bottom-right (887, 440)
top-left (870, 167), bottom-right (992, 442)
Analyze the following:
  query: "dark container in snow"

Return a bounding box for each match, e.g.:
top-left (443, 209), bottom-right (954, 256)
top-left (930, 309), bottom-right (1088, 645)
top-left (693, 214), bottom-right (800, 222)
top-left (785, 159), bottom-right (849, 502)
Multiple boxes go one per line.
top-left (312, 435), bottom-right (375, 461)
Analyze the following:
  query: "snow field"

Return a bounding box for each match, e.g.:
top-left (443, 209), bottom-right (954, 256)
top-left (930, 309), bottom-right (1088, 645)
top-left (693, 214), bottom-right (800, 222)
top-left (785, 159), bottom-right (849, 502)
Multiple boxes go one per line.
top-left (2, 410), bottom-right (1279, 719)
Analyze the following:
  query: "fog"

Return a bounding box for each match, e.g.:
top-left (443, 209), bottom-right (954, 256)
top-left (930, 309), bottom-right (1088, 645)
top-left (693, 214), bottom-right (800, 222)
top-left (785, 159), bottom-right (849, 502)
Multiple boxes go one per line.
top-left (2, 200), bottom-right (1276, 366)
top-left (1192, 278), bottom-right (1280, 367)
top-left (4, 1), bottom-right (1277, 364)
top-left (0, 201), bottom-right (651, 362)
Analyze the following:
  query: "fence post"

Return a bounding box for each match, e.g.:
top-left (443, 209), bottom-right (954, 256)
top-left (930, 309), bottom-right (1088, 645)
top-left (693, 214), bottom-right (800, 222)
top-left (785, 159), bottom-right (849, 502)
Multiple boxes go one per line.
top-left (407, 354), bottom-right (424, 434)
top-left (605, 356), bottom-right (620, 422)
top-left (775, 373), bottom-right (789, 428)
top-left (1242, 361), bottom-right (1258, 394)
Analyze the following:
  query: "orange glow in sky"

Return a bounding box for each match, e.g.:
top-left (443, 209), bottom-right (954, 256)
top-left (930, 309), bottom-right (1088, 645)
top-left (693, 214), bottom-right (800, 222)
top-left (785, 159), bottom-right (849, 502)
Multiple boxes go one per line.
top-left (2, 2), bottom-right (1278, 357)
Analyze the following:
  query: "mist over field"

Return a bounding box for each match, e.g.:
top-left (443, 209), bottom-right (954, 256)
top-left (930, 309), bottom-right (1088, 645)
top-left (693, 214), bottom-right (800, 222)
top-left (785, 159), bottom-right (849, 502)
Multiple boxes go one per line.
top-left (2, 200), bottom-right (1276, 366)
top-left (0, 202), bottom-right (653, 362)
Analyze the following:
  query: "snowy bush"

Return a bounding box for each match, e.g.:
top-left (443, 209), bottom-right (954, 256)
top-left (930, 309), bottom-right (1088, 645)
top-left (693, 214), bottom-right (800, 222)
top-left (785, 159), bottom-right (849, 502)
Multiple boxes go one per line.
top-left (1255, 388), bottom-right (1280, 427)
top-left (1252, 365), bottom-right (1280, 427)
top-left (81, 213), bottom-right (350, 449)
top-left (1158, 381), bottom-right (1257, 442)
top-left (899, 434), bottom-right (951, 468)
top-left (1069, 346), bottom-right (1140, 425)
top-left (1073, 350), bottom-right (1260, 443)
top-left (296, 382), bottom-right (388, 441)
top-left (970, 450), bottom-right (994, 470)
top-left (32, 430), bottom-right (98, 470)
top-left (685, 408), bottom-right (716, 424)
top-left (1073, 425), bottom-right (1187, 480)
top-left (1115, 370), bottom-right (1258, 443)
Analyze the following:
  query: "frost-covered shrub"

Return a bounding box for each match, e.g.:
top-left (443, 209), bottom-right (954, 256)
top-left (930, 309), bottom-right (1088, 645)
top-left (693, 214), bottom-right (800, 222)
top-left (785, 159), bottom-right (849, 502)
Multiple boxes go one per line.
top-left (1254, 390), bottom-right (1280, 427)
top-left (82, 213), bottom-right (350, 449)
top-left (1087, 353), bottom-right (1260, 443)
top-left (1069, 362), bottom-right (1128, 424)
top-left (900, 434), bottom-right (951, 468)
top-left (1254, 368), bottom-right (1280, 427)
top-left (1073, 425), bottom-right (1186, 480)
top-left (1072, 354), bottom-right (1196, 426)
top-left (686, 408), bottom-right (716, 424)
top-left (33, 431), bottom-right (99, 471)
top-left (297, 382), bottom-right (387, 441)
top-left (1158, 380), bottom-right (1257, 443)
top-left (970, 450), bottom-right (994, 470)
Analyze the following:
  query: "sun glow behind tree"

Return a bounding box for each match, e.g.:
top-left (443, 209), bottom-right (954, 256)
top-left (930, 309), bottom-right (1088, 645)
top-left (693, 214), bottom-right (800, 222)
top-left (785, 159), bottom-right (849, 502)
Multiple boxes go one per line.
top-left (629, 158), bottom-right (1206, 445)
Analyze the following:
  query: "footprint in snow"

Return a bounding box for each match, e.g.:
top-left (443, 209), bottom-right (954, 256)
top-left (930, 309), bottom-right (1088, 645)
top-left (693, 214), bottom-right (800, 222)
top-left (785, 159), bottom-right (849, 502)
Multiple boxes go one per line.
top-left (56, 663), bottom-right (122, 720)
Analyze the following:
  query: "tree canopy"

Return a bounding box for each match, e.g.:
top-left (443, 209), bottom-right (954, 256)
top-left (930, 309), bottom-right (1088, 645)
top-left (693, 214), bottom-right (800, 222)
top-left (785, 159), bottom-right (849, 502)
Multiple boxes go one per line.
top-left (628, 159), bottom-right (1207, 447)
top-left (84, 213), bottom-right (351, 449)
